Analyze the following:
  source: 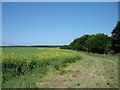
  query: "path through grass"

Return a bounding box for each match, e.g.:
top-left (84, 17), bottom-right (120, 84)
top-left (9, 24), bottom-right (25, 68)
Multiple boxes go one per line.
top-left (35, 52), bottom-right (118, 88)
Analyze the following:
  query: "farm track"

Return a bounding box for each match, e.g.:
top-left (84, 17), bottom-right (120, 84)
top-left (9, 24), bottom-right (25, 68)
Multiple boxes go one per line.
top-left (35, 52), bottom-right (118, 88)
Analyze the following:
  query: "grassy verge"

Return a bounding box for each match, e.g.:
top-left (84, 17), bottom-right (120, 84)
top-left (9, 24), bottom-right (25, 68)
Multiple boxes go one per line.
top-left (80, 51), bottom-right (118, 64)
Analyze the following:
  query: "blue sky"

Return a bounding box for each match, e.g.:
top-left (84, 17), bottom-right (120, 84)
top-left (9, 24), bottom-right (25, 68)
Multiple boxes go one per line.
top-left (2, 2), bottom-right (118, 45)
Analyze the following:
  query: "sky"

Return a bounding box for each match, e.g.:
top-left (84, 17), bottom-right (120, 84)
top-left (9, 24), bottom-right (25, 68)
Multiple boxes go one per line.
top-left (2, 2), bottom-right (118, 45)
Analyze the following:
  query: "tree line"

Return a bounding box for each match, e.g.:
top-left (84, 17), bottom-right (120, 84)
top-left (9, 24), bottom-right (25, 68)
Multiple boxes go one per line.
top-left (60, 21), bottom-right (120, 54)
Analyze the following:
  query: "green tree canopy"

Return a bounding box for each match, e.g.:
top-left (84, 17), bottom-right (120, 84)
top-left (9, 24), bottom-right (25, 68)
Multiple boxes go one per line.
top-left (85, 33), bottom-right (109, 54)
top-left (111, 21), bottom-right (120, 53)
top-left (69, 35), bottom-right (90, 51)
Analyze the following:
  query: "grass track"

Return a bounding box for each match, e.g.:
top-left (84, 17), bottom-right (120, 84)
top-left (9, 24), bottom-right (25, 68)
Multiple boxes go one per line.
top-left (34, 52), bottom-right (118, 88)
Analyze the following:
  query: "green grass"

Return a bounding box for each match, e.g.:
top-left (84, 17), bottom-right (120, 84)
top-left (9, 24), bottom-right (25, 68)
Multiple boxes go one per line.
top-left (2, 47), bottom-right (118, 88)
top-left (81, 51), bottom-right (118, 64)
top-left (2, 47), bottom-right (58, 58)
top-left (34, 51), bottom-right (118, 88)
top-left (2, 47), bottom-right (82, 88)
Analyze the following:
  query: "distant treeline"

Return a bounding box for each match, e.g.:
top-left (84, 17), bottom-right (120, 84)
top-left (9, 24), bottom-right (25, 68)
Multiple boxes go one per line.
top-left (60, 21), bottom-right (120, 54)
top-left (1, 45), bottom-right (61, 48)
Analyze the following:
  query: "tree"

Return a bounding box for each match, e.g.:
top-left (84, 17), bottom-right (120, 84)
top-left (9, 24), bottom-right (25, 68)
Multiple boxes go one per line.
top-left (85, 33), bottom-right (109, 54)
top-left (69, 35), bottom-right (90, 51)
top-left (111, 21), bottom-right (120, 53)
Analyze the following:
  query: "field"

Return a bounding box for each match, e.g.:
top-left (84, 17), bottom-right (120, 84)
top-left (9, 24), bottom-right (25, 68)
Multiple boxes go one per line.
top-left (1, 47), bottom-right (118, 88)
top-left (2, 47), bottom-right (82, 88)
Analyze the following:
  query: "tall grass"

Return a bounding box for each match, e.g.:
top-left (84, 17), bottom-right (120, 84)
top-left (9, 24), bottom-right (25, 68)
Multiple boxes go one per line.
top-left (81, 51), bottom-right (118, 63)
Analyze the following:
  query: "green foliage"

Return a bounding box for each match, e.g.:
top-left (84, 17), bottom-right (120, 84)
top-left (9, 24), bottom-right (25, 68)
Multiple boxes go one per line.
top-left (61, 33), bottom-right (112, 54)
top-left (60, 45), bottom-right (70, 49)
top-left (111, 21), bottom-right (120, 53)
top-left (69, 35), bottom-right (90, 51)
top-left (104, 38), bottom-right (114, 54)
top-left (60, 22), bottom-right (120, 54)
top-left (85, 34), bottom-right (110, 54)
